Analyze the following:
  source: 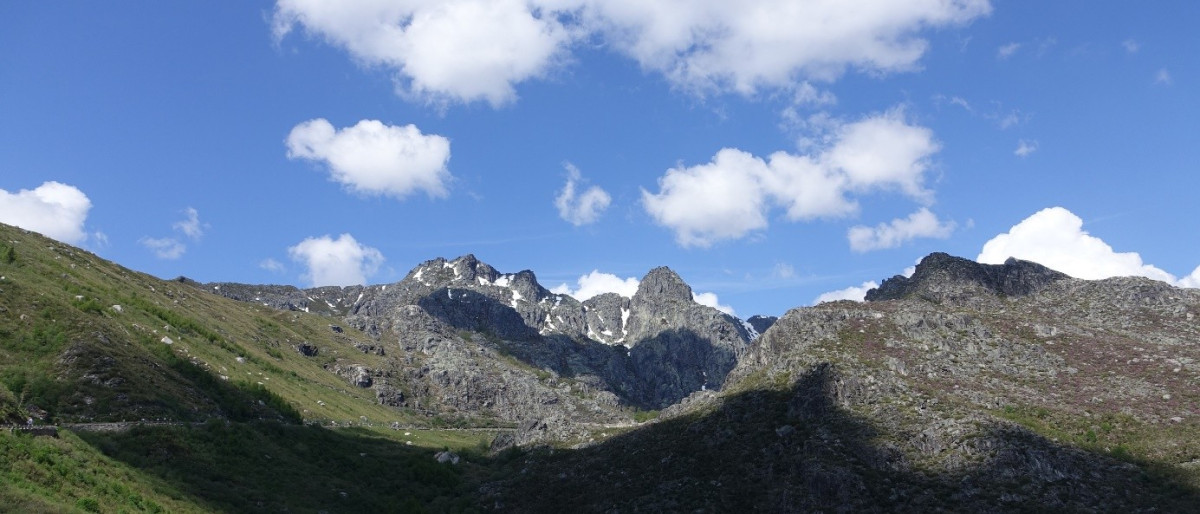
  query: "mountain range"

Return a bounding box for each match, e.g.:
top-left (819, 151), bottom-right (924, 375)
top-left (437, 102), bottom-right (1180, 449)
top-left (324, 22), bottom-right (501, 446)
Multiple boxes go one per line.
top-left (1, 221), bottom-right (1197, 512)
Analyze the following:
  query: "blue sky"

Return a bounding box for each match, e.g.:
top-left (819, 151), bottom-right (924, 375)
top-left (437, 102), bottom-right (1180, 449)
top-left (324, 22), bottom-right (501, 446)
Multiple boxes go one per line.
top-left (2, 1), bottom-right (1198, 317)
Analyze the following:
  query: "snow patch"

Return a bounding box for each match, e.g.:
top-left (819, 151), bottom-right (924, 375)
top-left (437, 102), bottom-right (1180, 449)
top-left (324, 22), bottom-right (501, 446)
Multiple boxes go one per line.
top-left (494, 275), bottom-right (512, 288)
top-left (740, 319), bottom-right (760, 340)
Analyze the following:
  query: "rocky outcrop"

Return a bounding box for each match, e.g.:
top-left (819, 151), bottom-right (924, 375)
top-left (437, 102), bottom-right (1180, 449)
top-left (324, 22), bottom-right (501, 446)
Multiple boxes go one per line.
top-left (329, 364), bottom-right (374, 388)
top-left (581, 293), bottom-right (630, 344)
top-left (865, 252), bottom-right (1069, 304)
top-left (295, 342), bottom-right (319, 357)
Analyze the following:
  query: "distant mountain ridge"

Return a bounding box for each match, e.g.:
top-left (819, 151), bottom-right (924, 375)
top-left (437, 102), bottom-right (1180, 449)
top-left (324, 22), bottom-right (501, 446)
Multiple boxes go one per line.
top-left (206, 254), bottom-right (754, 430)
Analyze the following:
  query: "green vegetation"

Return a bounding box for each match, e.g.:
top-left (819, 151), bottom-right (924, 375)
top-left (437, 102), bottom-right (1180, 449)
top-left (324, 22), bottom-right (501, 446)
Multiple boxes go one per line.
top-left (79, 422), bottom-right (477, 513)
top-left (995, 403), bottom-right (1200, 493)
top-left (632, 409), bottom-right (659, 423)
top-left (1, 429), bottom-right (197, 513)
top-left (0, 222), bottom-right (495, 509)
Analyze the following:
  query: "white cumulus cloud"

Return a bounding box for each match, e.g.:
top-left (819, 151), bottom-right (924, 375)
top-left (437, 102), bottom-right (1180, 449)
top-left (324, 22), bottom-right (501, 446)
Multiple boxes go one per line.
top-left (286, 118), bottom-right (451, 199)
top-left (642, 148), bottom-right (772, 247)
top-left (288, 233), bottom-right (384, 287)
top-left (0, 181), bottom-right (92, 244)
top-left (555, 163), bottom-right (611, 226)
top-left (643, 109), bottom-right (940, 247)
top-left (1181, 267), bottom-right (1200, 289)
top-left (551, 270), bottom-right (640, 301)
top-left (583, 0), bottom-right (991, 94)
top-left (273, 0), bottom-right (570, 106)
top-left (977, 207), bottom-right (1177, 283)
top-left (848, 207), bottom-right (956, 253)
top-left (813, 281), bottom-right (879, 305)
top-left (274, 0), bottom-right (990, 104)
top-left (692, 291), bottom-right (735, 316)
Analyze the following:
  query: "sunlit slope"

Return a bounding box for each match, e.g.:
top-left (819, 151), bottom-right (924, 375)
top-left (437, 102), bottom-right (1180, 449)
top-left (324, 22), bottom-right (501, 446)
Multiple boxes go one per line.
top-left (0, 222), bottom-right (409, 426)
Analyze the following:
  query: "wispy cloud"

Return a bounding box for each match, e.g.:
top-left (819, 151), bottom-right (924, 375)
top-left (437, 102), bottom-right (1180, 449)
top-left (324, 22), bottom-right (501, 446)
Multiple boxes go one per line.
top-left (141, 207), bottom-right (207, 260)
top-left (140, 237), bottom-right (186, 260)
top-left (847, 208), bottom-right (956, 252)
top-left (555, 163), bottom-right (611, 226)
top-left (260, 258), bottom-right (286, 273)
top-left (1155, 68), bottom-right (1172, 86)
top-left (773, 262), bottom-right (796, 279)
top-left (173, 207), bottom-right (206, 240)
top-left (996, 42), bottom-right (1021, 59)
top-left (1015, 139), bottom-right (1039, 157)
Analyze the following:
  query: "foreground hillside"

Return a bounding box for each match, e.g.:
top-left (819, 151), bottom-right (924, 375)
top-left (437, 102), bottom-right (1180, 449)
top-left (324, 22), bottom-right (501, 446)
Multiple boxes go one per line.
top-left (3, 221), bottom-right (1199, 511)
top-left (0, 222), bottom-right (491, 511)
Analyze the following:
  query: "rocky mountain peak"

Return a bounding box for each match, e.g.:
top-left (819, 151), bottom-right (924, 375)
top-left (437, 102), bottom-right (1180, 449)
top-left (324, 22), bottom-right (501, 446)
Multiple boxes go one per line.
top-left (633, 266), bottom-right (693, 302)
top-left (746, 315), bottom-right (778, 335)
top-left (865, 252), bottom-right (1070, 302)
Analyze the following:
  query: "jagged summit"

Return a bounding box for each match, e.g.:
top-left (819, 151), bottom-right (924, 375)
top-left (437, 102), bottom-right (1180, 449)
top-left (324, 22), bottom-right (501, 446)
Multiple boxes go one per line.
top-left (865, 252), bottom-right (1070, 302)
top-left (633, 266), bottom-right (693, 302)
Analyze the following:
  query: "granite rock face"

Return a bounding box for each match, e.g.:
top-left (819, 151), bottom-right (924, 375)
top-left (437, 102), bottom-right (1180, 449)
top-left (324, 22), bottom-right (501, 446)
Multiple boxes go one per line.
top-left (206, 255), bottom-right (756, 441)
top-left (486, 252), bottom-right (1200, 511)
top-left (865, 252), bottom-right (1069, 305)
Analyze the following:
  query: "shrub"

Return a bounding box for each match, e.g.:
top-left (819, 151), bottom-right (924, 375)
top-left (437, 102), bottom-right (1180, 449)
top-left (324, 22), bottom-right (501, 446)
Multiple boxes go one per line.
top-left (74, 498), bottom-right (100, 512)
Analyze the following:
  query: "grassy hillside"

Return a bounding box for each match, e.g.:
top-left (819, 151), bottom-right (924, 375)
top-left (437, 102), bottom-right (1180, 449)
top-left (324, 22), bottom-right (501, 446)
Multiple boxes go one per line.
top-left (1, 222), bottom-right (445, 426)
top-left (0, 223), bottom-right (495, 511)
